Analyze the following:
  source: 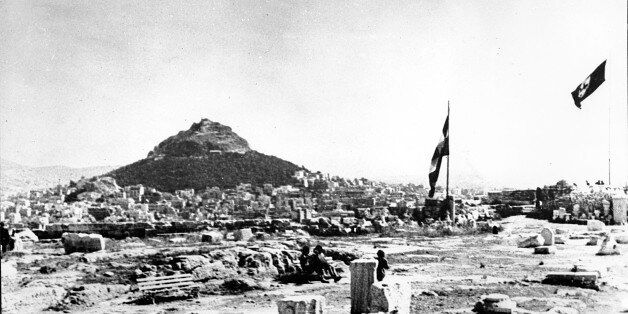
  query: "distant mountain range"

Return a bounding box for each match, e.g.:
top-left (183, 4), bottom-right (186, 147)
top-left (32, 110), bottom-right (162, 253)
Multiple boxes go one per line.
top-left (107, 118), bottom-right (303, 192)
top-left (0, 159), bottom-right (116, 195)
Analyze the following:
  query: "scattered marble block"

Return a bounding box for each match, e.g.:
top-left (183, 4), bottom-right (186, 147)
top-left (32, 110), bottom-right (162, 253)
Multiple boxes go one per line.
top-left (572, 264), bottom-right (608, 278)
top-left (534, 246), bottom-right (556, 254)
top-left (370, 277), bottom-right (411, 314)
top-left (405, 254), bottom-right (440, 263)
top-left (555, 228), bottom-right (569, 235)
top-left (234, 228), bottom-right (254, 241)
top-left (597, 235), bottom-right (620, 256)
top-left (169, 237), bottom-right (187, 243)
top-left (12, 236), bottom-right (24, 251)
top-left (350, 259), bottom-right (377, 314)
top-left (554, 235), bottom-right (568, 244)
top-left (16, 229), bottom-right (39, 242)
top-left (62, 233), bottom-right (106, 254)
top-left (277, 295), bottom-right (326, 314)
top-left (518, 235), bottom-right (544, 248)
top-left (587, 220), bottom-right (605, 232)
top-left (542, 272), bottom-right (599, 290)
top-left (568, 234), bottom-right (589, 240)
top-left (201, 231), bottom-right (223, 244)
top-left (474, 294), bottom-right (517, 314)
top-left (540, 228), bottom-right (555, 246)
top-left (586, 237), bottom-right (599, 246)
top-left (614, 233), bottom-right (628, 244)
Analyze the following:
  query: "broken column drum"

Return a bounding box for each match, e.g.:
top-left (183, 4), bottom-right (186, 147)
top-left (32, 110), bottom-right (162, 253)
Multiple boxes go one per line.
top-left (612, 196), bottom-right (628, 224)
top-left (350, 259), bottom-right (377, 314)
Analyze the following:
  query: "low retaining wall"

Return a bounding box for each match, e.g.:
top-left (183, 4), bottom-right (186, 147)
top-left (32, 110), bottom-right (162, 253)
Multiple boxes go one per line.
top-left (38, 222), bottom-right (153, 239)
top-left (35, 219), bottom-right (294, 239)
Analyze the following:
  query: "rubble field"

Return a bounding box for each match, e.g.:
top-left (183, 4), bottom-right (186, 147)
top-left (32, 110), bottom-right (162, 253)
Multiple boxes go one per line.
top-left (2, 216), bottom-right (627, 313)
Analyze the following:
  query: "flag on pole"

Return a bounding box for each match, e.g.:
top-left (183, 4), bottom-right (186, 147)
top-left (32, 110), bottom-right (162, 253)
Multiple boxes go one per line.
top-left (571, 60), bottom-right (606, 109)
top-left (428, 114), bottom-right (449, 198)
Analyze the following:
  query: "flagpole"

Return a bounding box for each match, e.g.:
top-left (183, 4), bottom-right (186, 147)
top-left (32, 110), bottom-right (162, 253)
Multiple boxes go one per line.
top-left (605, 58), bottom-right (612, 186)
top-left (607, 58), bottom-right (611, 186)
top-left (446, 101), bottom-right (450, 199)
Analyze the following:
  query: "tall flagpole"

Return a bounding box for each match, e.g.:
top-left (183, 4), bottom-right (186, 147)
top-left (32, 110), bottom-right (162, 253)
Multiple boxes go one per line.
top-left (608, 93), bottom-right (611, 186)
top-left (606, 57), bottom-right (614, 186)
top-left (446, 101), bottom-right (450, 198)
top-left (607, 58), bottom-right (611, 186)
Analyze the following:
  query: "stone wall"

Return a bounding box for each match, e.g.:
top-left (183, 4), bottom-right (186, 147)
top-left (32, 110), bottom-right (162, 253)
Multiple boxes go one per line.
top-left (40, 222), bottom-right (153, 239)
top-left (36, 218), bottom-right (294, 239)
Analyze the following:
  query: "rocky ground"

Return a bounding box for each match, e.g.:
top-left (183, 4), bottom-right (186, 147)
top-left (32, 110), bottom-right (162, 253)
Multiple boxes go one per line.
top-left (1, 216), bottom-right (627, 313)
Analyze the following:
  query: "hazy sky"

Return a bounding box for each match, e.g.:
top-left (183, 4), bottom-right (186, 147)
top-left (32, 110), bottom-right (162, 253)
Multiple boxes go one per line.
top-left (1, 0), bottom-right (627, 188)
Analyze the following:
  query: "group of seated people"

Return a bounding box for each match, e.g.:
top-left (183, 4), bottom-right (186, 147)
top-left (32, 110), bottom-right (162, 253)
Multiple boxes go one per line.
top-left (298, 245), bottom-right (342, 283)
top-left (298, 245), bottom-right (391, 284)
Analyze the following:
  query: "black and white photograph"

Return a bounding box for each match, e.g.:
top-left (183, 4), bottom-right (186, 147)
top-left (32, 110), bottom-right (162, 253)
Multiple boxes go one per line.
top-left (1, 0), bottom-right (627, 313)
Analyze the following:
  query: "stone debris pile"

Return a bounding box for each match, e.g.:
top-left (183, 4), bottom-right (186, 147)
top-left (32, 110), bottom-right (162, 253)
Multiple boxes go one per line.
top-left (517, 234), bottom-right (544, 248)
top-left (517, 223), bottom-right (625, 258)
top-left (277, 295), bottom-right (326, 314)
top-left (596, 234), bottom-right (620, 256)
top-left (370, 278), bottom-right (411, 314)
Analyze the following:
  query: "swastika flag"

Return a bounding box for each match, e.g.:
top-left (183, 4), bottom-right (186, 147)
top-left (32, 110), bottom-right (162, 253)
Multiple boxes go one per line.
top-left (571, 60), bottom-right (606, 109)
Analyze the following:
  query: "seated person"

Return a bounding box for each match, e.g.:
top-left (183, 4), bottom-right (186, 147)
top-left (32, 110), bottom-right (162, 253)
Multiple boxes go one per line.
top-left (312, 245), bottom-right (342, 283)
top-left (299, 245), bottom-right (312, 274)
top-left (297, 245), bottom-right (324, 283)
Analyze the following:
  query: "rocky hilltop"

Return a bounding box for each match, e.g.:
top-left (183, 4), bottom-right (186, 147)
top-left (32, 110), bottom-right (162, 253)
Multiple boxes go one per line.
top-left (108, 118), bottom-right (301, 191)
top-left (148, 118), bottom-right (251, 157)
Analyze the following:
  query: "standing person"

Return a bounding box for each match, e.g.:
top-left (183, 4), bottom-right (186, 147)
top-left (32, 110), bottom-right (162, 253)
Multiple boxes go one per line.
top-left (0, 222), bottom-right (10, 253)
top-left (375, 250), bottom-right (389, 282)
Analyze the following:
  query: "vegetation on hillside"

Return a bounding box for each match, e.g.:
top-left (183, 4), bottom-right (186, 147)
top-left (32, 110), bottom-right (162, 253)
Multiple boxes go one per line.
top-left (107, 151), bottom-right (301, 192)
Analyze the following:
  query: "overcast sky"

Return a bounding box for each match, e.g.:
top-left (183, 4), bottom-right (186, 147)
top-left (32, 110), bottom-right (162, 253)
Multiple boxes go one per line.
top-left (1, 0), bottom-right (627, 188)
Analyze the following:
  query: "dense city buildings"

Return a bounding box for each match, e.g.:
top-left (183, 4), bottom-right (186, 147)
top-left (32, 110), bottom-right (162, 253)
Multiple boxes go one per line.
top-left (2, 169), bottom-right (626, 238)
